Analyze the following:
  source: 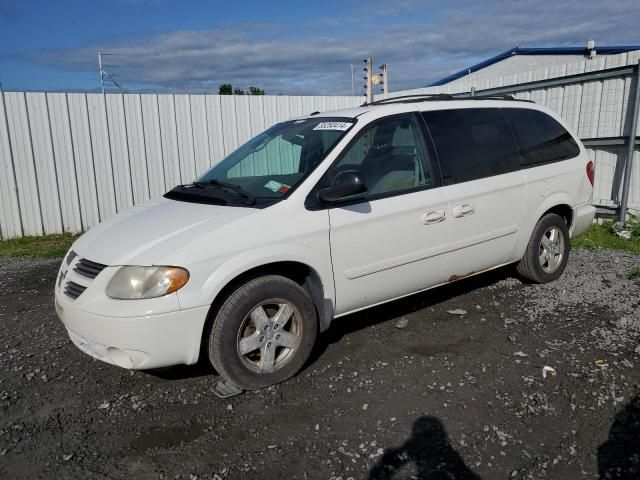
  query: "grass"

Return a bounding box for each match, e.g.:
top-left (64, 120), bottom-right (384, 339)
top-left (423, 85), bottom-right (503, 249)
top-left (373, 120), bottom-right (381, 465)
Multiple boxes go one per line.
top-left (572, 222), bottom-right (640, 255)
top-left (0, 233), bottom-right (79, 258)
top-left (629, 267), bottom-right (640, 279)
top-left (0, 219), bottom-right (639, 259)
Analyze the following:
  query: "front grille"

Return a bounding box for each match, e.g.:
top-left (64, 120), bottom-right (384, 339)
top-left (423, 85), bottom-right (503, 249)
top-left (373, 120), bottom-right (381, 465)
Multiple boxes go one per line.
top-left (74, 258), bottom-right (107, 279)
top-left (64, 281), bottom-right (87, 300)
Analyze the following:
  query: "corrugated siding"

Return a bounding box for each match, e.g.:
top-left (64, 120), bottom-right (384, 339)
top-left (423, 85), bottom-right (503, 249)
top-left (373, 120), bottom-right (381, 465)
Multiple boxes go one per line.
top-left (0, 93), bottom-right (22, 238)
top-left (0, 92), bottom-right (360, 238)
top-left (86, 94), bottom-right (117, 221)
top-left (48, 93), bottom-right (82, 233)
top-left (67, 93), bottom-right (100, 229)
top-left (140, 94), bottom-right (165, 198)
top-left (5, 92), bottom-right (43, 236)
top-left (25, 92), bottom-right (63, 234)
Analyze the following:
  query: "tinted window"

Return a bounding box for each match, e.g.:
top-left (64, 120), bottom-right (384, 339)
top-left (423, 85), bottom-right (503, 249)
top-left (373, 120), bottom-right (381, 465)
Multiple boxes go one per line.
top-left (503, 108), bottom-right (580, 166)
top-left (330, 114), bottom-right (435, 197)
top-left (422, 108), bottom-right (520, 184)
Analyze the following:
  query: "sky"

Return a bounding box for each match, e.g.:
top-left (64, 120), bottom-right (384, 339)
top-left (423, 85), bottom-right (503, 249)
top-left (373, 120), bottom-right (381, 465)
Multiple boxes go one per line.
top-left (1, 0), bottom-right (640, 95)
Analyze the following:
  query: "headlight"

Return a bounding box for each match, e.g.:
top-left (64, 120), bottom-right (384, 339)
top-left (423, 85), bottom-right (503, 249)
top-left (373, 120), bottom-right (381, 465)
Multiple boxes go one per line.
top-left (106, 266), bottom-right (189, 300)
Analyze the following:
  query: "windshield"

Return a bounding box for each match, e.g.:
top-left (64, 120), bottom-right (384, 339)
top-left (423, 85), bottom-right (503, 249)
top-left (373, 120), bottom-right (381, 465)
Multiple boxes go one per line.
top-left (196, 117), bottom-right (355, 202)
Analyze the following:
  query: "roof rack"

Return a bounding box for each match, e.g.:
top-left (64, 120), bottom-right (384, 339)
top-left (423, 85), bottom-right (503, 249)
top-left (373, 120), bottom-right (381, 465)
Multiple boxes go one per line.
top-left (363, 93), bottom-right (533, 106)
top-left (364, 94), bottom-right (453, 106)
top-left (456, 93), bottom-right (535, 103)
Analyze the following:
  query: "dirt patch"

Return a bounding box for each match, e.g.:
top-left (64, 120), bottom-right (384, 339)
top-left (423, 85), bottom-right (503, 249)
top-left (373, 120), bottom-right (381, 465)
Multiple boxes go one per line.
top-left (0, 250), bottom-right (639, 479)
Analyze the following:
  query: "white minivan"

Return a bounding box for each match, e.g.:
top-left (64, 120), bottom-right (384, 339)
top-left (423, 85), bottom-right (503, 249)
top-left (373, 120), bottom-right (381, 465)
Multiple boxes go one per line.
top-left (54, 95), bottom-right (596, 393)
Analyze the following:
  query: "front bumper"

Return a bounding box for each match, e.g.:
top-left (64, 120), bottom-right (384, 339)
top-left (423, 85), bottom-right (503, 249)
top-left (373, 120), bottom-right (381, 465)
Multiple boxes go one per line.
top-left (55, 294), bottom-right (209, 369)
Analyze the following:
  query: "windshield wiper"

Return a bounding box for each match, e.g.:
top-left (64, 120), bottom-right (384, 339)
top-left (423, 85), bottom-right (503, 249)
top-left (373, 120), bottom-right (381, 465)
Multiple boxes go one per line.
top-left (190, 179), bottom-right (256, 205)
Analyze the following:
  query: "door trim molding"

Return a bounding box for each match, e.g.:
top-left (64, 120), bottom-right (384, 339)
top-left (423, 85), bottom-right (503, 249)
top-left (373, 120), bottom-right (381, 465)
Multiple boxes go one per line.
top-left (449, 224), bottom-right (518, 252)
top-left (344, 244), bottom-right (449, 279)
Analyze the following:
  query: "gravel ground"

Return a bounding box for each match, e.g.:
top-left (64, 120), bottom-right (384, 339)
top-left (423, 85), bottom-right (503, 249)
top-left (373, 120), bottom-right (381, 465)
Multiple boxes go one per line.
top-left (0, 249), bottom-right (639, 479)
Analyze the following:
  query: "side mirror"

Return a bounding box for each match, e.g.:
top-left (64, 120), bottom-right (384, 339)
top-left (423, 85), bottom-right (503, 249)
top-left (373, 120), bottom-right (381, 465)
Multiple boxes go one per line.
top-left (318, 170), bottom-right (367, 203)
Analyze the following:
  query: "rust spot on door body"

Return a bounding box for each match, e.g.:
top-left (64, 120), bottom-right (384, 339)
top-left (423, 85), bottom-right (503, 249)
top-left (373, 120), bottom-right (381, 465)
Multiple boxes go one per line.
top-left (448, 267), bottom-right (490, 282)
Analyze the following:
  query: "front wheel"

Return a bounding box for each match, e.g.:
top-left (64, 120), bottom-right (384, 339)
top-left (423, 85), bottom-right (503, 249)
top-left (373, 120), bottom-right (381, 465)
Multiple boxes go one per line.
top-left (207, 275), bottom-right (318, 390)
top-left (517, 213), bottom-right (570, 284)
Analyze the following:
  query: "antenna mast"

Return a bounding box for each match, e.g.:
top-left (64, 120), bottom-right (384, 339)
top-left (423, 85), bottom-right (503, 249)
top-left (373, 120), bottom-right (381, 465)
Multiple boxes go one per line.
top-left (98, 50), bottom-right (124, 93)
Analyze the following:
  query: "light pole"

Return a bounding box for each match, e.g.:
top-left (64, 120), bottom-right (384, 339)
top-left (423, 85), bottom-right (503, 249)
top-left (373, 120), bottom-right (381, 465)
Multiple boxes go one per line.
top-left (363, 58), bottom-right (373, 104)
top-left (379, 64), bottom-right (388, 95)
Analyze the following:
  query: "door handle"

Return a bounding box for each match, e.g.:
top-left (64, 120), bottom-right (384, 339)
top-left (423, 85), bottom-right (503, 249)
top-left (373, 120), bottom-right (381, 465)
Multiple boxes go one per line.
top-left (453, 203), bottom-right (475, 218)
top-left (421, 209), bottom-right (446, 225)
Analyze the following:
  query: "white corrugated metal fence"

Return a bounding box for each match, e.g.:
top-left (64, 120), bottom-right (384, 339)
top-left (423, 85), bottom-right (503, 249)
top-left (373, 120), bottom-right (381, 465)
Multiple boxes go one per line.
top-left (0, 93), bottom-right (361, 239)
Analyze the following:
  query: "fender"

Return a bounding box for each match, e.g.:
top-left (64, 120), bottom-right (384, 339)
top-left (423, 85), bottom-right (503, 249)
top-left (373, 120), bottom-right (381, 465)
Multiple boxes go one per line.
top-left (175, 242), bottom-right (336, 333)
top-left (200, 243), bottom-right (334, 306)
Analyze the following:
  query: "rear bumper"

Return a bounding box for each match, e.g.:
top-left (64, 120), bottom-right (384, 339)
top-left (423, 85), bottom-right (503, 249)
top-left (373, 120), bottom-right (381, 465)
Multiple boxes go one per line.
top-left (571, 202), bottom-right (596, 237)
top-left (55, 292), bottom-right (209, 370)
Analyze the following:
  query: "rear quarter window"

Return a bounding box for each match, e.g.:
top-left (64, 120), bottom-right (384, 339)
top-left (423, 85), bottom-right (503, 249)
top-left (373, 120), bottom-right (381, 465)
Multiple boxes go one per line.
top-left (421, 108), bottom-right (520, 185)
top-left (502, 108), bottom-right (580, 166)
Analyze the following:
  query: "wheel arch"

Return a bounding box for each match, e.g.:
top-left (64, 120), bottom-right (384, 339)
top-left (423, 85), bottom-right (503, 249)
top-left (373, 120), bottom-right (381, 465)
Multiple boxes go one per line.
top-left (197, 259), bottom-right (333, 365)
top-left (511, 194), bottom-right (575, 261)
top-left (541, 203), bottom-right (573, 229)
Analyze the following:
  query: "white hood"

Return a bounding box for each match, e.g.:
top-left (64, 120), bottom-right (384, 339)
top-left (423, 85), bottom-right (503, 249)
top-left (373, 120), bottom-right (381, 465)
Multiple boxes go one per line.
top-left (72, 198), bottom-right (255, 265)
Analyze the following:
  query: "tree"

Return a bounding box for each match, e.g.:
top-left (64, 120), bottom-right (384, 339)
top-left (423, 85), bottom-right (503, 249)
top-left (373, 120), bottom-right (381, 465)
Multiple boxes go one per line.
top-left (218, 84), bottom-right (232, 95)
top-left (218, 84), bottom-right (265, 95)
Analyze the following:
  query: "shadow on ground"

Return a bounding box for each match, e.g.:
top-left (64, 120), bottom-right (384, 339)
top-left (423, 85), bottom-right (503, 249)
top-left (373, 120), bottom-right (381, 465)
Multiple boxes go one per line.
top-left (598, 394), bottom-right (640, 479)
top-left (369, 416), bottom-right (481, 479)
top-left (145, 361), bottom-right (215, 380)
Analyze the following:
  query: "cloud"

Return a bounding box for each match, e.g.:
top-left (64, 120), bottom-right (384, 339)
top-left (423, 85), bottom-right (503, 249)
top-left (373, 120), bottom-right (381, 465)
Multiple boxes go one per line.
top-left (27, 0), bottom-right (640, 94)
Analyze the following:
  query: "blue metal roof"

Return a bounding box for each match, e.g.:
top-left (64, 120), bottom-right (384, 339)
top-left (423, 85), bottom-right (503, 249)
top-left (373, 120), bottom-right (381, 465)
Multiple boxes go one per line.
top-left (429, 45), bottom-right (640, 86)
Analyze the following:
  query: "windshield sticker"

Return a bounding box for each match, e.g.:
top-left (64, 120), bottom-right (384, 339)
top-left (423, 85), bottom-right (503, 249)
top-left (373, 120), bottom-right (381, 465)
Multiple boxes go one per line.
top-left (313, 121), bottom-right (353, 131)
top-left (264, 180), bottom-right (290, 193)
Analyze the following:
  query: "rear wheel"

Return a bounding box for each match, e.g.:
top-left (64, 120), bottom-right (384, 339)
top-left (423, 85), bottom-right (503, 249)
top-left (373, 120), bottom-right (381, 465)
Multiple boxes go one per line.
top-left (517, 213), bottom-right (570, 284)
top-left (207, 275), bottom-right (317, 390)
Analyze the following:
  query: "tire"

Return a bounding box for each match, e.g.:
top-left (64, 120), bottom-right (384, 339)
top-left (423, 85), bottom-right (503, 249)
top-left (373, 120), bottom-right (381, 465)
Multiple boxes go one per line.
top-left (207, 275), bottom-right (318, 390)
top-left (517, 213), bottom-right (570, 284)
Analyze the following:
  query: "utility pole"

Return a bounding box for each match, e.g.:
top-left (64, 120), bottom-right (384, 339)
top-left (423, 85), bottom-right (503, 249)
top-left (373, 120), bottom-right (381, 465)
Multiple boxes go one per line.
top-left (378, 64), bottom-right (388, 95)
top-left (363, 58), bottom-right (373, 104)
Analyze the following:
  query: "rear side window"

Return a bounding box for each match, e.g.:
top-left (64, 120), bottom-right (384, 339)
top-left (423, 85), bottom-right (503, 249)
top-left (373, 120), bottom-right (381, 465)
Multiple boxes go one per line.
top-left (422, 108), bottom-right (520, 185)
top-left (503, 108), bottom-right (580, 166)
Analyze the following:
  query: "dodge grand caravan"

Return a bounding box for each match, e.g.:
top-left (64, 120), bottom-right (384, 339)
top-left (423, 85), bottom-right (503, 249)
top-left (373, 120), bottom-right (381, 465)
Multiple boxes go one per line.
top-left (54, 95), bottom-right (596, 393)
